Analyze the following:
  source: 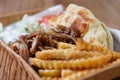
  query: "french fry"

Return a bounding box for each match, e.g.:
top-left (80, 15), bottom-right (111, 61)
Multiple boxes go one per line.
top-left (107, 59), bottom-right (120, 66)
top-left (36, 49), bottom-right (104, 60)
top-left (63, 69), bottom-right (98, 80)
top-left (38, 70), bottom-right (61, 77)
top-left (30, 54), bottom-right (111, 70)
top-left (114, 59), bottom-right (120, 63)
top-left (41, 77), bottom-right (61, 80)
top-left (57, 42), bottom-right (77, 49)
top-left (61, 70), bottom-right (76, 78)
top-left (63, 59), bottom-right (120, 80)
top-left (76, 39), bottom-right (120, 60)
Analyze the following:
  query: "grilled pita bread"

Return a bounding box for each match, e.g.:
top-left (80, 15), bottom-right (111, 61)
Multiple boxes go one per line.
top-left (49, 4), bottom-right (113, 50)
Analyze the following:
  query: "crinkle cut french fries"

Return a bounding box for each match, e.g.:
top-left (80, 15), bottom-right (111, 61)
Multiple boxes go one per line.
top-left (30, 55), bottom-right (111, 69)
top-left (76, 39), bottom-right (120, 60)
top-left (29, 41), bottom-right (120, 80)
top-left (40, 77), bottom-right (61, 80)
top-left (57, 42), bottom-right (77, 49)
top-left (38, 70), bottom-right (61, 77)
top-left (36, 49), bottom-right (104, 60)
top-left (63, 59), bottom-right (120, 80)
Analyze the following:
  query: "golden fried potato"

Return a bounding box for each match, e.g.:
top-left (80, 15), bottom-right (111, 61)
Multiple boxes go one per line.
top-left (76, 39), bottom-right (120, 60)
top-left (63, 69), bottom-right (97, 80)
top-left (30, 54), bottom-right (111, 70)
top-left (61, 70), bottom-right (76, 78)
top-left (41, 77), bottom-right (61, 80)
top-left (36, 49), bottom-right (104, 60)
top-left (57, 42), bottom-right (77, 49)
top-left (63, 59), bottom-right (120, 80)
top-left (38, 70), bottom-right (61, 77)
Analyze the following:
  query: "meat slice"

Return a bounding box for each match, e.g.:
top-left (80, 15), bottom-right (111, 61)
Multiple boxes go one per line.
top-left (9, 25), bottom-right (82, 62)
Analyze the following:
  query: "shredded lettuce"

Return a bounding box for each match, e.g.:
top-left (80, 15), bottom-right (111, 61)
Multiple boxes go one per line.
top-left (0, 14), bottom-right (39, 44)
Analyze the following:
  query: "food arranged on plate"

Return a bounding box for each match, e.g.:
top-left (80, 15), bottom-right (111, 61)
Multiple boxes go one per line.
top-left (0, 4), bottom-right (120, 80)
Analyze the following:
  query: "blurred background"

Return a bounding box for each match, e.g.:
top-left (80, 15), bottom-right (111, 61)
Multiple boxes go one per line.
top-left (0, 0), bottom-right (120, 30)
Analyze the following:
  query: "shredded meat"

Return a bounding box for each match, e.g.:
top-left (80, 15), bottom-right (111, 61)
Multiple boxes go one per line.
top-left (9, 25), bottom-right (81, 62)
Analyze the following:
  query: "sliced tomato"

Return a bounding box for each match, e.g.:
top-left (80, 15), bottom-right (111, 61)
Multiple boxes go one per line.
top-left (38, 12), bottom-right (63, 25)
top-left (38, 14), bottom-right (57, 25)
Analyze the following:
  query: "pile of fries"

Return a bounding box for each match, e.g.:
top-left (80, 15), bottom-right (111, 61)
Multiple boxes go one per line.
top-left (30, 39), bottom-right (120, 80)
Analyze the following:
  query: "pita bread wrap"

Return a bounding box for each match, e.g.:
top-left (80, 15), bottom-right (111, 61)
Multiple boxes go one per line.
top-left (49, 4), bottom-right (113, 50)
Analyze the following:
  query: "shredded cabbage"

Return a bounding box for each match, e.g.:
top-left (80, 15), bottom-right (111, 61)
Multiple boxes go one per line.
top-left (0, 14), bottom-right (39, 44)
